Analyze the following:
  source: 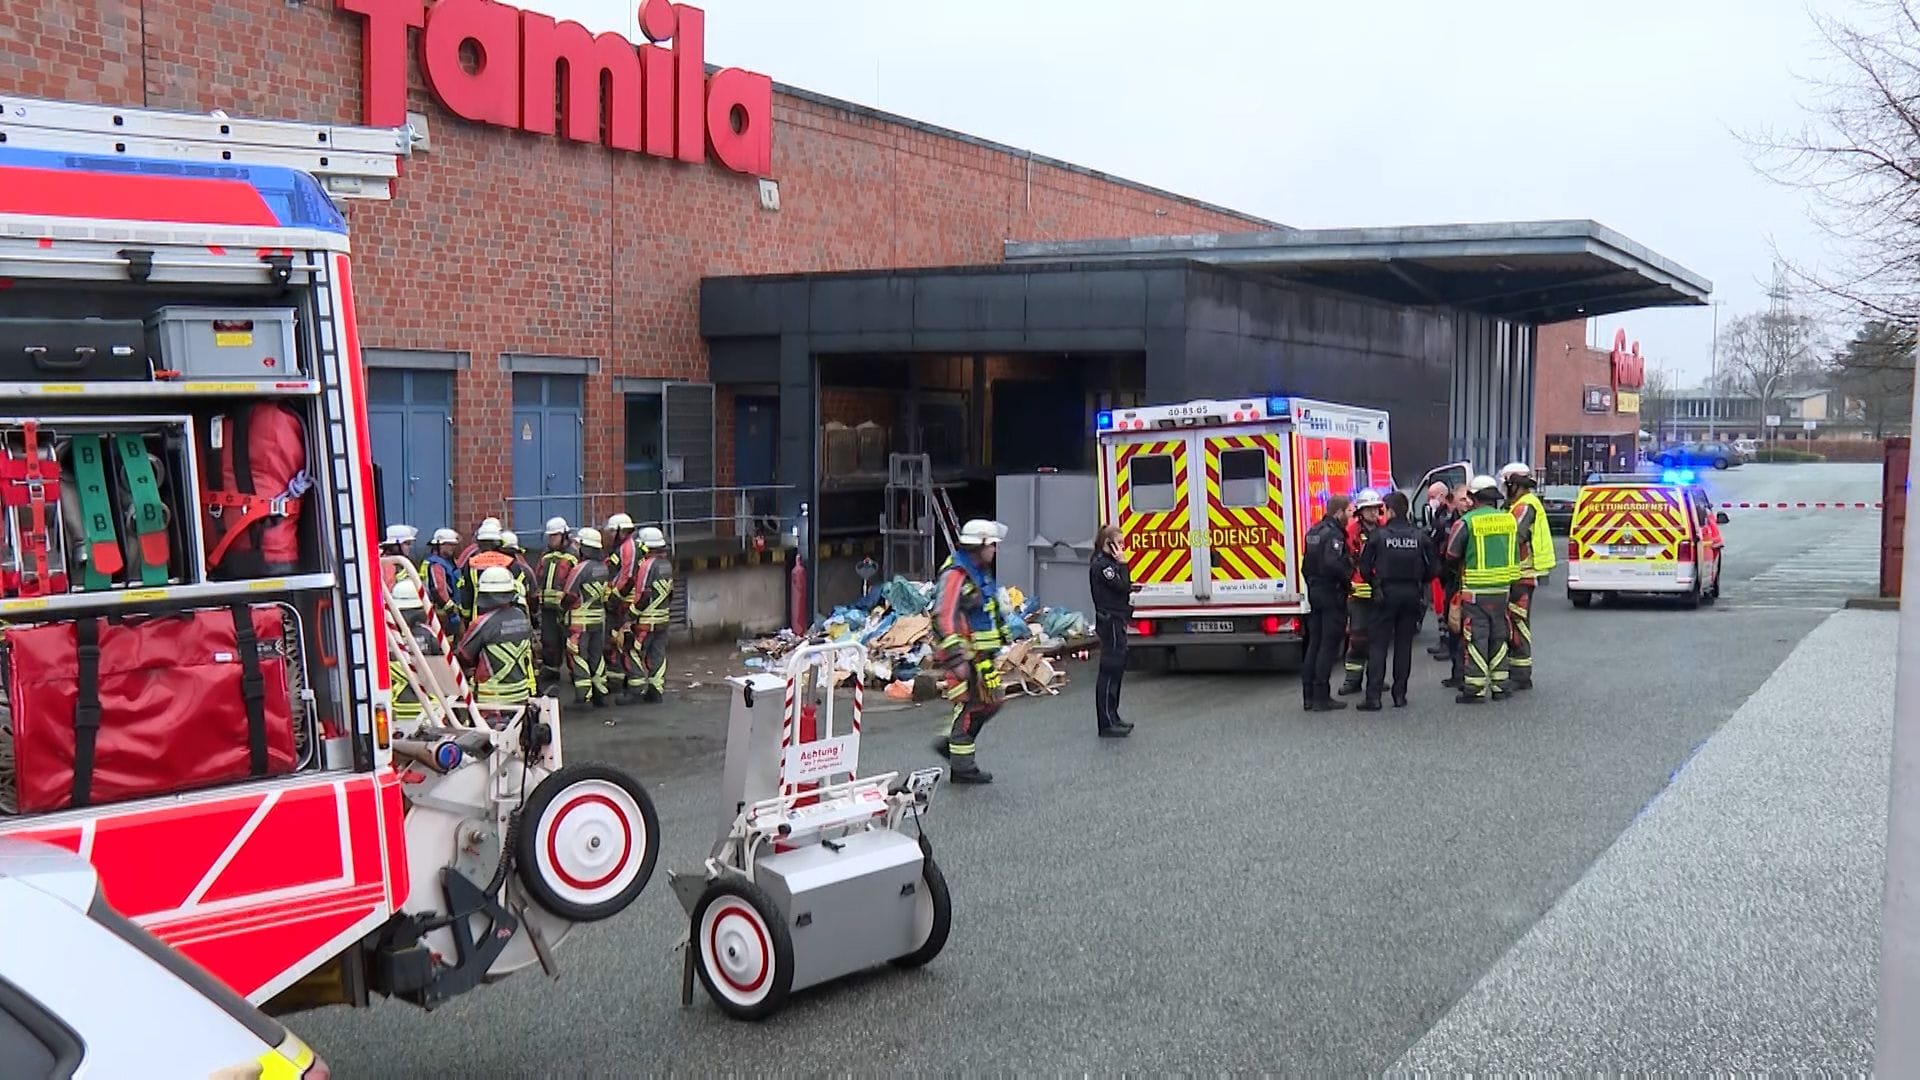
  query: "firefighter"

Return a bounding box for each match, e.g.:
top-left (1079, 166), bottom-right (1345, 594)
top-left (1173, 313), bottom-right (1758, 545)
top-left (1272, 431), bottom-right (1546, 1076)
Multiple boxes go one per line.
top-left (455, 519), bottom-right (514, 623)
top-left (456, 516), bottom-right (500, 572)
top-left (387, 577), bottom-right (438, 730)
top-left (1301, 494), bottom-right (1353, 712)
top-left (930, 519), bottom-right (1011, 784)
top-left (1358, 491), bottom-right (1436, 710)
top-left (380, 524), bottom-right (417, 562)
top-left (537, 517), bottom-right (579, 686)
top-left (626, 526), bottom-right (675, 704)
top-left (500, 529), bottom-right (537, 613)
top-left (1425, 483), bottom-right (1458, 660)
top-left (603, 512), bottom-right (640, 703)
top-left (1338, 488), bottom-right (1387, 696)
top-left (457, 565), bottom-right (538, 707)
top-left (562, 526), bottom-right (611, 708)
top-left (1445, 475), bottom-right (1522, 704)
top-left (1500, 461), bottom-right (1555, 692)
top-left (423, 527), bottom-right (464, 641)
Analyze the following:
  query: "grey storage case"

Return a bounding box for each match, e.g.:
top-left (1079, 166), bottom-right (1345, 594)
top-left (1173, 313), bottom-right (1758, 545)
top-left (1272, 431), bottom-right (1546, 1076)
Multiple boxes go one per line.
top-left (146, 307), bottom-right (301, 379)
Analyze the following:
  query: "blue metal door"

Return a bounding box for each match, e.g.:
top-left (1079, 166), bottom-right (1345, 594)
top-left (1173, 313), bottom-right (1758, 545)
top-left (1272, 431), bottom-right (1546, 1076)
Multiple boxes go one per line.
top-left (367, 369), bottom-right (453, 533)
top-left (735, 394), bottom-right (778, 522)
top-left (511, 375), bottom-right (584, 535)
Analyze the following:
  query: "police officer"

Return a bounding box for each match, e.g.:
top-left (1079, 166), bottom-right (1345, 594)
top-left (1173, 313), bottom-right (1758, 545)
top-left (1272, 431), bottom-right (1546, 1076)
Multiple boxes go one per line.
top-left (1499, 462), bottom-right (1555, 691)
top-left (1301, 494), bottom-right (1353, 712)
top-left (1359, 491), bottom-right (1436, 710)
top-left (1088, 523), bottom-right (1133, 738)
top-left (1445, 475), bottom-right (1522, 704)
top-left (1338, 489), bottom-right (1387, 696)
top-left (457, 565), bottom-right (538, 707)
top-left (930, 519), bottom-right (1011, 783)
top-left (562, 527), bottom-right (612, 708)
top-left (629, 526), bottom-right (675, 704)
top-left (536, 517), bottom-right (579, 685)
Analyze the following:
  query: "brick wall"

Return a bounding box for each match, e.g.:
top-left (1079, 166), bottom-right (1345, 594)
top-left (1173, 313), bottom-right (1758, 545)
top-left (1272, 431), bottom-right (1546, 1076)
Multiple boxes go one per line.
top-left (1534, 320), bottom-right (1639, 462)
top-left (2, 1), bottom-right (1273, 529)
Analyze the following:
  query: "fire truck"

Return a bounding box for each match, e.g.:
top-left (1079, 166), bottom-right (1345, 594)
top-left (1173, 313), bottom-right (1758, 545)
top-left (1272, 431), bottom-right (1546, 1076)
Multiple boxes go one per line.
top-left (0, 97), bottom-right (658, 1013)
top-left (1095, 395), bottom-right (1394, 669)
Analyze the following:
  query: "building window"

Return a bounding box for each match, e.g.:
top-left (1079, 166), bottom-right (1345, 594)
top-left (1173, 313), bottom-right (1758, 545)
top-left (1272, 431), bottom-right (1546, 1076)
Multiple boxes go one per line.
top-left (1129, 454), bottom-right (1177, 512)
top-left (1219, 448), bottom-right (1268, 507)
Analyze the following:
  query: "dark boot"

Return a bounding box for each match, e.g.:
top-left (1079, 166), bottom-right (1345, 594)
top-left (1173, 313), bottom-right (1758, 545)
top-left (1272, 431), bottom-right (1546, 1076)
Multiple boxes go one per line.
top-left (1098, 726), bottom-right (1130, 738)
top-left (1391, 694), bottom-right (1408, 708)
top-left (1441, 676), bottom-right (1464, 689)
top-left (1337, 674), bottom-right (1363, 697)
top-left (1356, 698), bottom-right (1383, 712)
top-left (1311, 698), bottom-right (1349, 712)
top-left (640, 686), bottom-right (663, 704)
top-left (1455, 690), bottom-right (1485, 705)
top-left (948, 756), bottom-right (993, 784)
top-left (572, 688), bottom-right (591, 707)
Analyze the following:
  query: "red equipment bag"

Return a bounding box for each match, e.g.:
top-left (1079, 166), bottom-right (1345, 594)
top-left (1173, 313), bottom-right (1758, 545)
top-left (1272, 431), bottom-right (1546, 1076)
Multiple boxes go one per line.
top-left (7, 603), bottom-right (296, 813)
top-left (199, 402), bottom-right (309, 577)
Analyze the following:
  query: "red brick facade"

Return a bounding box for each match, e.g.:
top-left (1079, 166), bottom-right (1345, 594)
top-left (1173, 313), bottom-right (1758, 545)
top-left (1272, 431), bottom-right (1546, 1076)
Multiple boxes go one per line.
top-left (1, 1), bottom-right (1271, 528)
top-left (1534, 320), bottom-right (1640, 471)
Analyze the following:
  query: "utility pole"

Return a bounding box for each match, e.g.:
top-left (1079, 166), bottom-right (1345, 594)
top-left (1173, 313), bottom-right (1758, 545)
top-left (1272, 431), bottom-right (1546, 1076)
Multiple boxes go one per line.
top-left (1708, 300), bottom-right (1723, 441)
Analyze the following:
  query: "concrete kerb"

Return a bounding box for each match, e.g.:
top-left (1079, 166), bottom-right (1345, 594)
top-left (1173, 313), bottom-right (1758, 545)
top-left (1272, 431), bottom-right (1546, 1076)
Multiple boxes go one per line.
top-left (1390, 607), bottom-right (1896, 1074)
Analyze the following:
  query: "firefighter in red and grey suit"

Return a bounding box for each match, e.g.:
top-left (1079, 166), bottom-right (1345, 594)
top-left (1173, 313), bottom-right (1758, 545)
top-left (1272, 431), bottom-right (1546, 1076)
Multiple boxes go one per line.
top-left (1338, 489), bottom-right (1387, 697)
top-left (929, 519), bottom-right (1011, 785)
top-left (602, 513), bottom-right (640, 705)
top-left (626, 526), bottom-right (675, 704)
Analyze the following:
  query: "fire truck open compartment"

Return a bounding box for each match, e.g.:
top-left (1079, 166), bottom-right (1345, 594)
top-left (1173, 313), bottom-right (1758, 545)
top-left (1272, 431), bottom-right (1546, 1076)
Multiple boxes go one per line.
top-left (0, 270), bottom-right (358, 816)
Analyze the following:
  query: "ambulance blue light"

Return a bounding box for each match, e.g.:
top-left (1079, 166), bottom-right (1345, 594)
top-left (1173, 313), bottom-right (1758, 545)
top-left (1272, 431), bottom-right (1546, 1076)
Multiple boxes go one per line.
top-left (1660, 468), bottom-right (1696, 485)
top-left (1096, 410), bottom-right (1114, 431)
top-left (1266, 396), bottom-right (1290, 417)
top-left (0, 145), bottom-right (349, 234)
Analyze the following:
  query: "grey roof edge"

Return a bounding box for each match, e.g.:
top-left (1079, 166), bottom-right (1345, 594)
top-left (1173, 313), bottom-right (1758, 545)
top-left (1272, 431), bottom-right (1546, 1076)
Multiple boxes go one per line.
top-left (1004, 219), bottom-right (1713, 300)
top-left (769, 81), bottom-right (1288, 231)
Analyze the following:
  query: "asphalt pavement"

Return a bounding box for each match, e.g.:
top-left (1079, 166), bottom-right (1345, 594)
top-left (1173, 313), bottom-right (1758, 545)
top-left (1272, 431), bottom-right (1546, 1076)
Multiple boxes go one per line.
top-left (297, 462), bottom-right (1893, 1076)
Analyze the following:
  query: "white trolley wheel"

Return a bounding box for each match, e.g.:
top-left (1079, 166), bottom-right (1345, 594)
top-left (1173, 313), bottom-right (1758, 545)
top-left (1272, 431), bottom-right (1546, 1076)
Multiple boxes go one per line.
top-left (890, 852), bottom-right (952, 970)
top-left (692, 878), bottom-right (794, 1021)
top-left (514, 762), bottom-right (661, 923)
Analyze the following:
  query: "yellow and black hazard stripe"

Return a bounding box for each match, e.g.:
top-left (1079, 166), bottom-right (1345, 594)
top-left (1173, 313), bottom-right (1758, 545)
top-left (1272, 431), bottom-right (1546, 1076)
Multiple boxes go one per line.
top-left (1114, 439), bottom-right (1195, 585)
top-left (1571, 487), bottom-right (1687, 560)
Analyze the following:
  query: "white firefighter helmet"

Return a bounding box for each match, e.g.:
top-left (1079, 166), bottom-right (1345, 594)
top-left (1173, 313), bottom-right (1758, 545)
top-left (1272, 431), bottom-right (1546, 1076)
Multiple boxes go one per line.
top-left (1499, 461), bottom-right (1534, 484)
top-left (1468, 474), bottom-right (1502, 498)
top-left (475, 518), bottom-right (504, 543)
top-left (477, 566), bottom-right (517, 594)
top-left (1353, 488), bottom-right (1385, 511)
top-left (544, 516), bottom-right (569, 536)
top-left (390, 578), bottom-right (424, 611)
top-left (383, 524), bottom-right (418, 547)
top-left (606, 512), bottom-right (635, 532)
top-left (500, 529), bottom-right (522, 551)
top-left (576, 526), bottom-right (603, 550)
top-left (958, 519), bottom-right (1001, 547)
top-left (637, 526), bottom-right (667, 551)
top-left (430, 527), bottom-right (461, 546)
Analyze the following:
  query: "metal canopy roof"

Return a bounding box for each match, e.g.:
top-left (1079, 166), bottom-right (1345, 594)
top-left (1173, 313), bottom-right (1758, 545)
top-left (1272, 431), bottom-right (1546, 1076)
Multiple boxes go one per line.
top-left (1003, 219), bottom-right (1711, 323)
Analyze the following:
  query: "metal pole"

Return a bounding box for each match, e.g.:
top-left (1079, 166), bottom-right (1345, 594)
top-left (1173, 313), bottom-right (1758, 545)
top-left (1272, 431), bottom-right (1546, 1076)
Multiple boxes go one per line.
top-left (1876, 318), bottom-right (1920, 1074)
top-left (1708, 300), bottom-right (1722, 441)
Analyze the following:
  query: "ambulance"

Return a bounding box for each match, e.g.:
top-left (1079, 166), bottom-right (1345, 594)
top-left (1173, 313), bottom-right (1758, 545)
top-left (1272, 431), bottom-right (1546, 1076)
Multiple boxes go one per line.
top-left (1566, 469), bottom-right (1728, 609)
top-left (1095, 396), bottom-right (1393, 669)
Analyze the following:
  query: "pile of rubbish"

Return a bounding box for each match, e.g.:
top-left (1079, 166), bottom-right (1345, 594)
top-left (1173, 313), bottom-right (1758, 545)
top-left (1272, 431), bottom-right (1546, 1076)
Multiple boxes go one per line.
top-left (740, 575), bottom-right (1091, 698)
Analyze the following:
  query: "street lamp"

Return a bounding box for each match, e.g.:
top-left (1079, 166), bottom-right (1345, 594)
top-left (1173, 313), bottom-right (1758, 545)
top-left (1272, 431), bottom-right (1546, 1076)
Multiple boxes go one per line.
top-left (1708, 300), bottom-right (1723, 441)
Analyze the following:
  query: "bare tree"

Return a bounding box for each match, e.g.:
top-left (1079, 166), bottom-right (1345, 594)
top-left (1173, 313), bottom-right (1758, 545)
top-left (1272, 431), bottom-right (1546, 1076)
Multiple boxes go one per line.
top-left (1638, 365), bottom-right (1676, 444)
top-left (1748, 0), bottom-right (1920, 323)
top-left (1717, 272), bottom-right (1825, 429)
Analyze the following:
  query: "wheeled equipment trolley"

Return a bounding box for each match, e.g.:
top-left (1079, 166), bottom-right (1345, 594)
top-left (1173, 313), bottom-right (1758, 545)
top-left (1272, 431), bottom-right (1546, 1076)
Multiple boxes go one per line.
top-left (669, 640), bottom-right (950, 1020)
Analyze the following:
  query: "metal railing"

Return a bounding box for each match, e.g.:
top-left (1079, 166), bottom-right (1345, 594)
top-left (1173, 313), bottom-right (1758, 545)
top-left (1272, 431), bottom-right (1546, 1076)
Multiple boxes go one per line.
top-left (503, 484), bottom-right (795, 550)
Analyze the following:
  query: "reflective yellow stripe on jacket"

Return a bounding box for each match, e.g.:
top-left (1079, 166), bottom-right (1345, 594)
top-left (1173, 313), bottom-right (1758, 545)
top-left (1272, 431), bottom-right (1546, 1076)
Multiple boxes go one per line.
top-left (1460, 507), bottom-right (1522, 591)
top-left (1513, 492), bottom-right (1557, 573)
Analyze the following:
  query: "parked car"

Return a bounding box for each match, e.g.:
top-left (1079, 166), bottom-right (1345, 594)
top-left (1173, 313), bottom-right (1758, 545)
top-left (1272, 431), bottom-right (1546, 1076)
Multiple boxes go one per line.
top-left (1650, 441), bottom-right (1741, 470)
top-left (1537, 484), bottom-right (1578, 534)
top-left (1732, 438), bottom-right (1759, 461)
top-left (0, 839), bottom-right (328, 1078)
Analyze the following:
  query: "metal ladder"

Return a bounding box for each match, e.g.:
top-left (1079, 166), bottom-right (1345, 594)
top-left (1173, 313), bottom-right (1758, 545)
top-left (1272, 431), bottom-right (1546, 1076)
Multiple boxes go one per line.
top-left (879, 453), bottom-right (961, 581)
top-left (0, 94), bottom-right (414, 201)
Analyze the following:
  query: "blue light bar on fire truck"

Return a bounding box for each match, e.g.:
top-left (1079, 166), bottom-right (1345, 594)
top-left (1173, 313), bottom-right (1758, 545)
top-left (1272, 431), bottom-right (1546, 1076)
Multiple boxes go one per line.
top-left (0, 145), bottom-right (350, 234)
top-left (1097, 396), bottom-right (1292, 432)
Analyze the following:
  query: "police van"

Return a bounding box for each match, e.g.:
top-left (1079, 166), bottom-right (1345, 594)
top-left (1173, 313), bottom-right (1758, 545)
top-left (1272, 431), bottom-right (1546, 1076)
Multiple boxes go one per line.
top-left (1095, 395), bottom-right (1393, 669)
top-left (1566, 469), bottom-right (1729, 609)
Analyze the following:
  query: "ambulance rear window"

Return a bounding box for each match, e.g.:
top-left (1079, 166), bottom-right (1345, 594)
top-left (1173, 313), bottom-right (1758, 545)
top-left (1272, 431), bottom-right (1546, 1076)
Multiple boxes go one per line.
top-left (1219, 448), bottom-right (1268, 507)
top-left (1129, 454), bottom-right (1177, 512)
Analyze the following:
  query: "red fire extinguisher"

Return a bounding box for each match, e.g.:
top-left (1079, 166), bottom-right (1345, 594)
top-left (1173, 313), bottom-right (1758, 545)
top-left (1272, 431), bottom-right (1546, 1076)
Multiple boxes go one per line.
top-left (790, 554), bottom-right (808, 635)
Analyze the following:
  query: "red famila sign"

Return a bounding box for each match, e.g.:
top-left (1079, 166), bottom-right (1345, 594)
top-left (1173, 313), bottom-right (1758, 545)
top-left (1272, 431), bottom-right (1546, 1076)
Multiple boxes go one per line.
top-left (1609, 327), bottom-right (1646, 390)
top-left (337, 0), bottom-right (773, 176)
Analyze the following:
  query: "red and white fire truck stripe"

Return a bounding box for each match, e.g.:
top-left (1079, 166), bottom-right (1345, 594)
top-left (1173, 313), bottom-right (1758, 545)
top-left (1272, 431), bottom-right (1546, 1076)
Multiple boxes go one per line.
top-left (1720, 501), bottom-right (1883, 510)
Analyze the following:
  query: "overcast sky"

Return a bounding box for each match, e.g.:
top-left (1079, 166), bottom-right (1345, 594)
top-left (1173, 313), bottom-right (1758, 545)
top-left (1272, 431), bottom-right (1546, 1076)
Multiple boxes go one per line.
top-left (529, 0), bottom-right (1840, 387)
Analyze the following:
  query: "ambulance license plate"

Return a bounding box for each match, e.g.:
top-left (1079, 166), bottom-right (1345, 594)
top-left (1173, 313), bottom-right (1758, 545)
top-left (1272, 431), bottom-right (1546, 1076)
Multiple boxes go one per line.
top-left (1606, 544), bottom-right (1647, 557)
top-left (1188, 620), bottom-right (1236, 634)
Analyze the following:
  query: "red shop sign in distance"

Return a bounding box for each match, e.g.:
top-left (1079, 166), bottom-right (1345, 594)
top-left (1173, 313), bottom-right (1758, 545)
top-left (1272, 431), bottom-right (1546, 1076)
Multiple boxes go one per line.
top-left (337, 0), bottom-right (773, 176)
top-left (1609, 327), bottom-right (1646, 390)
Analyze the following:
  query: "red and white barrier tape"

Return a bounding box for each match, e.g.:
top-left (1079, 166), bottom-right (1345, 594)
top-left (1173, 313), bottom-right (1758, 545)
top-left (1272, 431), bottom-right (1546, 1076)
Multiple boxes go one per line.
top-left (1721, 501), bottom-right (1883, 510)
